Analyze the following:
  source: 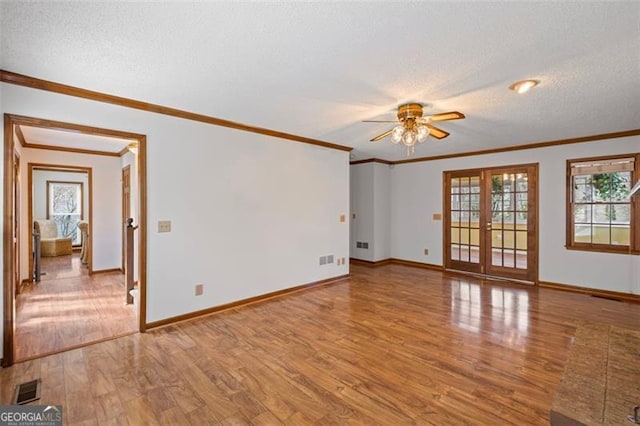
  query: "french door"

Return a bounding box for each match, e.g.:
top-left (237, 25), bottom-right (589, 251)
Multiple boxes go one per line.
top-left (444, 164), bottom-right (538, 282)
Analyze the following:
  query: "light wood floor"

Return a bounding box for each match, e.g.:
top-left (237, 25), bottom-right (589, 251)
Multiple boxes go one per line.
top-left (2, 264), bottom-right (639, 424)
top-left (15, 253), bottom-right (137, 361)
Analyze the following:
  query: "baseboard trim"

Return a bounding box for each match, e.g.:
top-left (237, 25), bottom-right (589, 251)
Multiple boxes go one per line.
top-left (92, 268), bottom-right (123, 275)
top-left (389, 258), bottom-right (445, 271)
top-left (350, 257), bottom-right (444, 271)
top-left (351, 258), bottom-right (638, 302)
top-left (349, 258), bottom-right (392, 267)
top-left (538, 281), bottom-right (640, 304)
top-left (146, 274), bottom-right (351, 330)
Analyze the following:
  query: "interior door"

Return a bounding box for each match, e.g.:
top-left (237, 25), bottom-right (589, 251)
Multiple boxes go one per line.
top-left (445, 164), bottom-right (538, 282)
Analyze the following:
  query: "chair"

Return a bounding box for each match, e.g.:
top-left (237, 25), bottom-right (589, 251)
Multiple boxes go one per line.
top-left (77, 221), bottom-right (89, 265)
top-left (34, 220), bottom-right (73, 257)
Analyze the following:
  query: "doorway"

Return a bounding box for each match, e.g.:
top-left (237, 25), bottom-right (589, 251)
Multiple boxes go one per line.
top-left (444, 163), bottom-right (538, 282)
top-left (3, 114), bottom-right (148, 366)
top-left (28, 164), bottom-right (92, 278)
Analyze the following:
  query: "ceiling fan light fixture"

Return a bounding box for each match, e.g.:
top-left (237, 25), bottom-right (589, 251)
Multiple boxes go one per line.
top-left (366, 102), bottom-right (464, 155)
top-left (391, 125), bottom-right (404, 144)
top-left (509, 79), bottom-right (539, 94)
top-left (417, 125), bottom-right (429, 142)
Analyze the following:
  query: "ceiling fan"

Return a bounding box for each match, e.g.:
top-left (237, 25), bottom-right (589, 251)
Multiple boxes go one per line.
top-left (364, 103), bottom-right (465, 155)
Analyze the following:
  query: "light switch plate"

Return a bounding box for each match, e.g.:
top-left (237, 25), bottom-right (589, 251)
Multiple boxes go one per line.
top-left (158, 220), bottom-right (171, 233)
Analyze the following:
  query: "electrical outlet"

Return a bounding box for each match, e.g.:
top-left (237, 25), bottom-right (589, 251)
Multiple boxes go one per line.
top-left (339, 214), bottom-right (346, 222)
top-left (341, 257), bottom-right (346, 265)
top-left (158, 220), bottom-right (171, 233)
top-left (195, 284), bottom-right (203, 296)
top-left (432, 213), bottom-right (442, 221)
top-left (424, 249), bottom-right (429, 256)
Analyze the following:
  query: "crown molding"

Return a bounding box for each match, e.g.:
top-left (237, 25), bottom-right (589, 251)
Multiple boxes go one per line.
top-left (21, 142), bottom-right (121, 157)
top-left (392, 129), bottom-right (640, 165)
top-left (349, 158), bottom-right (393, 165)
top-left (0, 70), bottom-right (353, 153)
top-left (7, 114), bottom-right (143, 157)
top-left (350, 129), bottom-right (640, 166)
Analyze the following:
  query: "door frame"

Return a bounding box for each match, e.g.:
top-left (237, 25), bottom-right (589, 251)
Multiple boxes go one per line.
top-left (28, 164), bottom-right (93, 275)
top-left (3, 114), bottom-right (148, 367)
top-left (13, 151), bottom-right (20, 295)
top-left (121, 164), bottom-right (131, 272)
top-left (443, 162), bottom-right (539, 283)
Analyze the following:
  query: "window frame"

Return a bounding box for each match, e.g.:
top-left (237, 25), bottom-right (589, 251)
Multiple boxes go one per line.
top-left (46, 180), bottom-right (84, 245)
top-left (566, 153), bottom-right (640, 254)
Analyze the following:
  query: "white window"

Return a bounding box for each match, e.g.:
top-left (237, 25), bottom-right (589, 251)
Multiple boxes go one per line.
top-left (47, 181), bottom-right (83, 245)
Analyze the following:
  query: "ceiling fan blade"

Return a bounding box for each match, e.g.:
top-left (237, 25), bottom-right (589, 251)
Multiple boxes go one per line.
top-left (428, 111), bottom-right (465, 122)
top-left (427, 124), bottom-right (450, 139)
top-left (362, 120), bottom-right (398, 123)
top-left (370, 128), bottom-right (393, 142)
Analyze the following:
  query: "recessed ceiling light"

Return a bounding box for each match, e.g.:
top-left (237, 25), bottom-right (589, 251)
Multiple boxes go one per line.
top-left (509, 79), bottom-right (539, 94)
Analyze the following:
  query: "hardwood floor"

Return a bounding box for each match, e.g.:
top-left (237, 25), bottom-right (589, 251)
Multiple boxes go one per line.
top-left (15, 253), bottom-right (137, 361)
top-left (2, 263), bottom-right (639, 424)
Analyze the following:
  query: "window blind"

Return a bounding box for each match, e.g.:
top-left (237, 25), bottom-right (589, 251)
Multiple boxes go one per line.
top-left (570, 157), bottom-right (635, 176)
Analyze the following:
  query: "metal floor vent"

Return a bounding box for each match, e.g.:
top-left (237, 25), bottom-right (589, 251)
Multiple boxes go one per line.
top-left (14, 379), bottom-right (41, 405)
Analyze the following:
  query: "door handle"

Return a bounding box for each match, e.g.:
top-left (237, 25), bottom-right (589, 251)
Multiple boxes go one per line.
top-left (486, 223), bottom-right (492, 230)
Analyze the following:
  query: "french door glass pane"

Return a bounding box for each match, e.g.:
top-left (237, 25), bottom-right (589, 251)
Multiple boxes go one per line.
top-left (451, 245), bottom-right (460, 261)
top-left (516, 232), bottom-right (527, 250)
top-left (503, 249), bottom-right (516, 268)
top-left (492, 249), bottom-right (503, 267)
top-left (469, 247), bottom-right (480, 263)
top-left (470, 228), bottom-right (479, 245)
top-left (492, 230), bottom-right (502, 248)
top-left (516, 250), bottom-right (527, 268)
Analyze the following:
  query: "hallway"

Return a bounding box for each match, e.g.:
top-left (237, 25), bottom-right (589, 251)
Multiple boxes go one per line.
top-left (15, 253), bottom-right (137, 360)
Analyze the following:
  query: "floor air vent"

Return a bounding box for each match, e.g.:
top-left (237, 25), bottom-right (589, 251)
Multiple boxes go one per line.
top-left (14, 379), bottom-right (41, 405)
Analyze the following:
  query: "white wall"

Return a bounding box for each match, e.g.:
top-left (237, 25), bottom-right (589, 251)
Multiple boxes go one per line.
top-left (350, 163), bottom-right (374, 261)
top-left (373, 163), bottom-right (391, 261)
top-left (19, 148), bottom-right (122, 276)
top-left (350, 162), bottom-right (391, 262)
top-left (390, 135), bottom-right (640, 294)
top-left (32, 170), bottom-right (89, 223)
top-left (0, 83), bottom-right (350, 346)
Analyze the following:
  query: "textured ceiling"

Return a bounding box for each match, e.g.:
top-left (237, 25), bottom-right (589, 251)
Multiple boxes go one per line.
top-left (1, 1), bottom-right (639, 160)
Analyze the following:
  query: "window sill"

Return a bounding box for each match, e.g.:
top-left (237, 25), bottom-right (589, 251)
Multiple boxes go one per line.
top-left (565, 245), bottom-right (640, 255)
